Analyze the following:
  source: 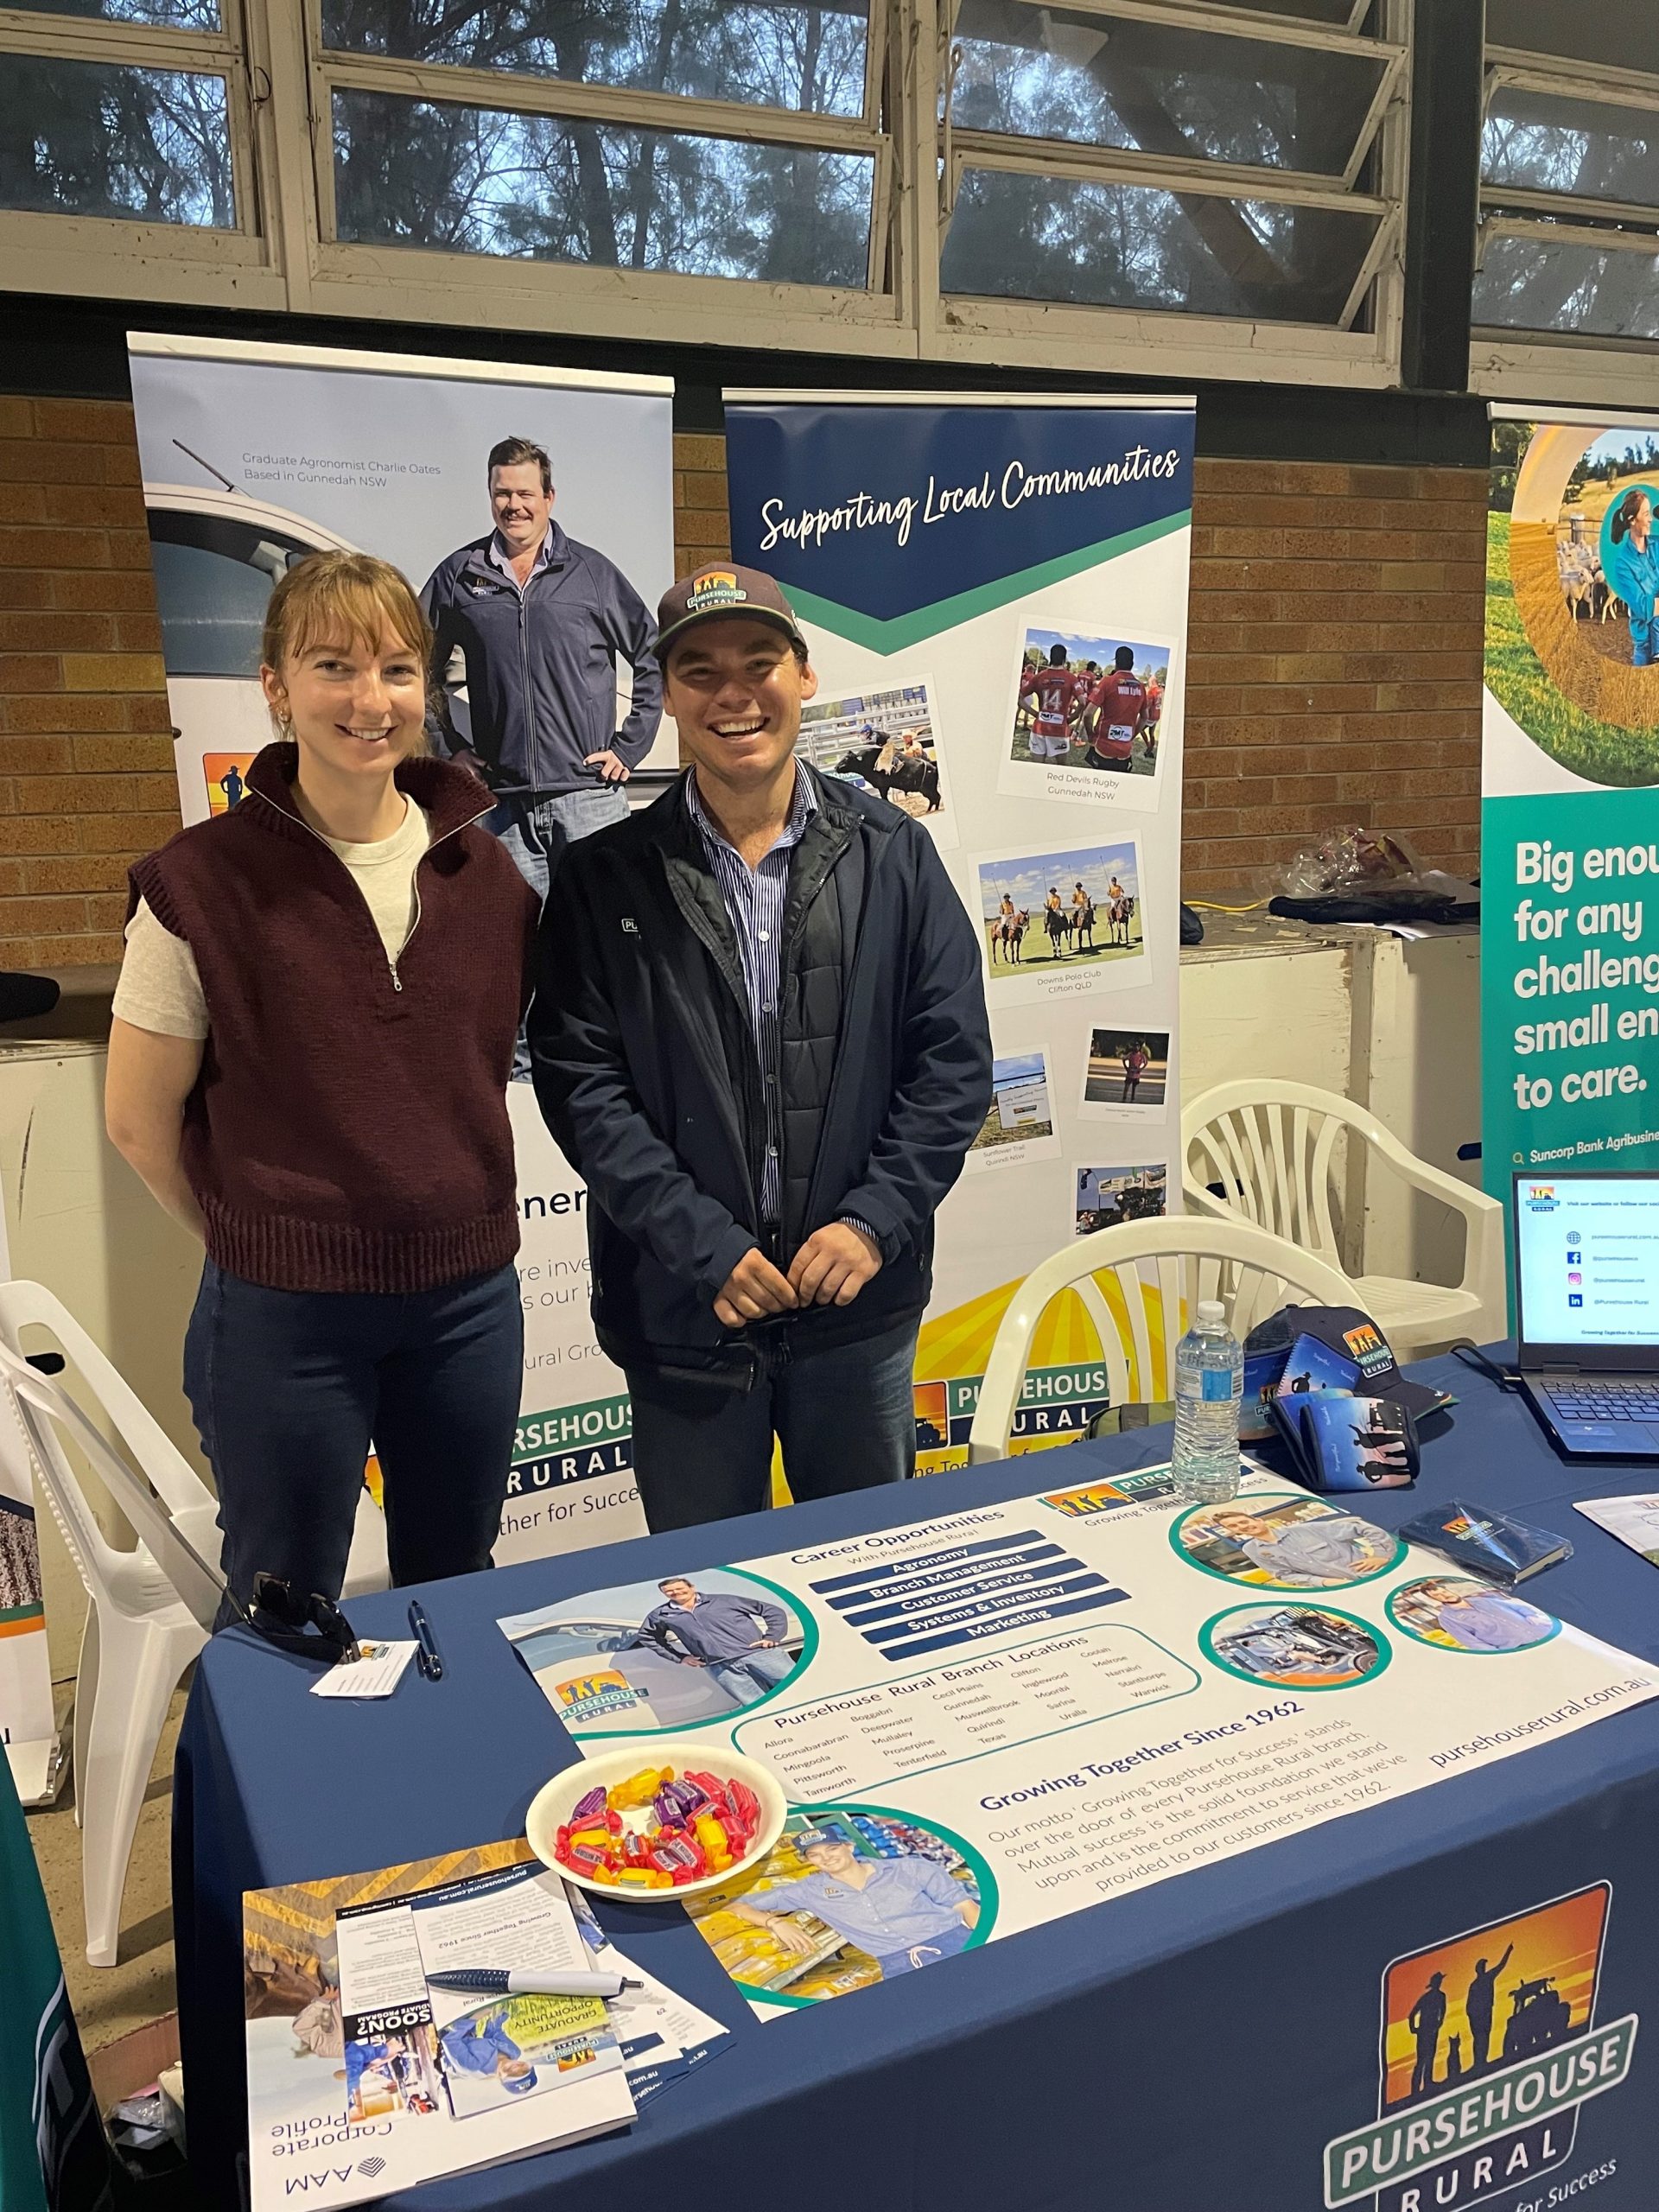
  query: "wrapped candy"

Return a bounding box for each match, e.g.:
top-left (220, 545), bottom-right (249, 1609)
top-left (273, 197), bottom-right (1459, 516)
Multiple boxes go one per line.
top-left (551, 1764), bottom-right (760, 1887)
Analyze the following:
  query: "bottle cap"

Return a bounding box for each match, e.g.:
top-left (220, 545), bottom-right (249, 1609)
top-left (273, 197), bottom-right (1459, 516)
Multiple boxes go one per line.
top-left (1196, 1300), bottom-right (1226, 1324)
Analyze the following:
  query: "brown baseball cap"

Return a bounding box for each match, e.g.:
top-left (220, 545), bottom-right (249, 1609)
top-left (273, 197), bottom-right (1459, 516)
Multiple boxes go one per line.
top-left (655, 563), bottom-right (808, 663)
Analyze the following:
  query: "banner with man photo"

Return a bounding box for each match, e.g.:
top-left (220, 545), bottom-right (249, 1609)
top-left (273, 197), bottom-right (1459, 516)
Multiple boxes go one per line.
top-left (1483, 405), bottom-right (1659, 1243)
top-left (723, 394), bottom-right (1193, 1463)
top-left (127, 334), bottom-right (677, 1561)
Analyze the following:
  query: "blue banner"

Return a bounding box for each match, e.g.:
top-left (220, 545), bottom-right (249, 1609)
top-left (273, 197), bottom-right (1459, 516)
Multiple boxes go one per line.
top-left (726, 402), bottom-right (1194, 652)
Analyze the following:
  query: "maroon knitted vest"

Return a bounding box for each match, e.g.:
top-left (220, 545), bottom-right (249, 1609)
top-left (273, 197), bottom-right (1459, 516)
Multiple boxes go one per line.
top-left (128, 743), bottom-right (539, 1294)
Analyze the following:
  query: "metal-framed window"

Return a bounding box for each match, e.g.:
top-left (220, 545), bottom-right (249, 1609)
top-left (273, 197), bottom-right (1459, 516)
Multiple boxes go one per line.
top-left (1472, 2), bottom-right (1659, 410)
top-left (929, 0), bottom-right (1411, 384)
top-left (0, 0), bottom-right (1414, 387)
top-left (0, 0), bottom-right (288, 305)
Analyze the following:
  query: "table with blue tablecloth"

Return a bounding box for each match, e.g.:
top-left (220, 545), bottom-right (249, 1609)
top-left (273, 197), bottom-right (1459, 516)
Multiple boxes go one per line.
top-left (175, 1351), bottom-right (1659, 2212)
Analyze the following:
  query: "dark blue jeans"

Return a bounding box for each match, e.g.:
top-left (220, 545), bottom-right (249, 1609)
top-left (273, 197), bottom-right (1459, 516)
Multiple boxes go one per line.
top-left (184, 1261), bottom-right (522, 1611)
top-left (624, 1318), bottom-right (918, 1532)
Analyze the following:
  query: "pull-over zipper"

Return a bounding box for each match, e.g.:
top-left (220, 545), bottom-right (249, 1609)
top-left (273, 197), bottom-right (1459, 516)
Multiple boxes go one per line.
top-left (251, 786), bottom-right (490, 995)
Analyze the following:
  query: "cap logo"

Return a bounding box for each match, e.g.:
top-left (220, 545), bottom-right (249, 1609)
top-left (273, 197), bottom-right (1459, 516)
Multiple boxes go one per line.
top-left (688, 569), bottom-right (747, 611)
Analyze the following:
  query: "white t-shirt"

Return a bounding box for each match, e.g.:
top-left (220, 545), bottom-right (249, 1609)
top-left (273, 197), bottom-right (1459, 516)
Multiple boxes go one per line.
top-left (112, 798), bottom-right (431, 1041)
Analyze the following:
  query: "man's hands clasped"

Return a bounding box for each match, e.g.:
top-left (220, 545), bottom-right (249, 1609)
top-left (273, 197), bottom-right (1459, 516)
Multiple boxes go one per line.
top-left (713, 1223), bottom-right (882, 1329)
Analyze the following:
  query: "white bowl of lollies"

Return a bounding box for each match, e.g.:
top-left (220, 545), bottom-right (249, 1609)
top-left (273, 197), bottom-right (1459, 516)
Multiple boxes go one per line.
top-left (526, 1741), bottom-right (786, 1899)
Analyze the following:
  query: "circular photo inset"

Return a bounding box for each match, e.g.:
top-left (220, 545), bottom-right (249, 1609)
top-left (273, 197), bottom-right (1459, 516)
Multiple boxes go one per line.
top-left (1173, 1494), bottom-right (1403, 1590)
top-left (1387, 1576), bottom-right (1560, 1656)
top-left (1202, 1602), bottom-right (1389, 1690)
top-left (1492, 423), bottom-right (1659, 785)
top-left (682, 1805), bottom-right (996, 2007)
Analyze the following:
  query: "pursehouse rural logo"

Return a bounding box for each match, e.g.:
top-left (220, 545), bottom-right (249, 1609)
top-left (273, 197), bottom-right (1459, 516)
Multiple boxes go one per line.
top-left (1324, 1883), bottom-right (1636, 2212)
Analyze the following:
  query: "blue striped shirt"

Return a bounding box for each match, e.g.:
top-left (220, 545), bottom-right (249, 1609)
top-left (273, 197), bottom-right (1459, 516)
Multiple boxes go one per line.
top-left (684, 763), bottom-right (817, 1224)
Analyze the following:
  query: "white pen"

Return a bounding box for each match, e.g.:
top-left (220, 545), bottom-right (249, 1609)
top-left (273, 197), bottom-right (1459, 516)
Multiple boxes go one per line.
top-left (424, 1967), bottom-right (640, 1999)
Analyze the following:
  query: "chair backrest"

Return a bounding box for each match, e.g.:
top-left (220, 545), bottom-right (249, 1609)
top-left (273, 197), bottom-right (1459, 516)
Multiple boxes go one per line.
top-left (0, 1344), bottom-right (223, 1630)
top-left (0, 1278), bottom-right (214, 1522)
top-left (0, 1281), bottom-right (224, 1630)
top-left (966, 1215), bottom-right (1359, 1462)
top-left (1181, 1079), bottom-right (1382, 1262)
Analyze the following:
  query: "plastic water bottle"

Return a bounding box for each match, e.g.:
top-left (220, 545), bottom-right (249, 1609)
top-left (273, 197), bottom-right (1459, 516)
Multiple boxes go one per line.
top-left (1172, 1300), bottom-right (1243, 1504)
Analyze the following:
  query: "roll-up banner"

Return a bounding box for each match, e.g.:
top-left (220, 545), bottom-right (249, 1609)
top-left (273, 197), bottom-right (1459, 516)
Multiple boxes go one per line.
top-left (1483, 407), bottom-right (1659, 1265)
top-left (127, 334), bottom-right (675, 1561)
top-left (723, 393), bottom-right (1194, 1464)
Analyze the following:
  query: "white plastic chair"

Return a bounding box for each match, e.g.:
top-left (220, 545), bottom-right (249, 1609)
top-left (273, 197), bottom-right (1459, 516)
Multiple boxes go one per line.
top-left (0, 1280), bottom-right (386, 1966)
top-left (1182, 1079), bottom-right (1505, 1357)
top-left (967, 1217), bottom-right (1359, 1464)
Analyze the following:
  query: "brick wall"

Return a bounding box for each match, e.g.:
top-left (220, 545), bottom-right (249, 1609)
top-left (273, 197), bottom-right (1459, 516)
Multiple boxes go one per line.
top-left (0, 397), bottom-right (178, 969)
top-left (0, 411), bottom-right (1484, 965)
top-left (1184, 459), bottom-right (1486, 897)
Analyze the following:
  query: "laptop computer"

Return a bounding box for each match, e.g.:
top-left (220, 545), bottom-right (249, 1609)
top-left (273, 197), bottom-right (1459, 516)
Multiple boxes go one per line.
top-left (1512, 1169), bottom-right (1659, 1459)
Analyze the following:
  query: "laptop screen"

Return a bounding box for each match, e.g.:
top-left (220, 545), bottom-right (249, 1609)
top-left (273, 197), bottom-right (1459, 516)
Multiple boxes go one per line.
top-left (1514, 1172), bottom-right (1659, 1357)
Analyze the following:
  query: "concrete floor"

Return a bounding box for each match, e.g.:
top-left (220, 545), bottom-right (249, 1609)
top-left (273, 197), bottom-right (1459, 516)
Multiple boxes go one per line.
top-left (26, 1681), bottom-right (185, 2054)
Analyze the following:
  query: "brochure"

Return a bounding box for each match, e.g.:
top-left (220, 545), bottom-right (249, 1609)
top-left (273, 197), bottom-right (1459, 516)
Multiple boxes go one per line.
top-left (565, 1885), bottom-right (730, 2104)
top-left (1573, 1493), bottom-right (1659, 1568)
top-left (243, 1843), bottom-right (633, 2212)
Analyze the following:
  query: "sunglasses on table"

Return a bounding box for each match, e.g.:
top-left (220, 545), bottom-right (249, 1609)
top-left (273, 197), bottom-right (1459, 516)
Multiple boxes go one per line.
top-left (239, 1572), bottom-right (364, 1664)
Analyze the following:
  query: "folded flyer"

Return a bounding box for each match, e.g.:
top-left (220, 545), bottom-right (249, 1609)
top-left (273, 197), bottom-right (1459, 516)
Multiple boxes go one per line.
top-left (1573, 1493), bottom-right (1659, 1568)
top-left (244, 1843), bottom-right (633, 2212)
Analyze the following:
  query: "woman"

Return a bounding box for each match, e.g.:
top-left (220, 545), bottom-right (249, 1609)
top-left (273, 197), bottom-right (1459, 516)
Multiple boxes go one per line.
top-left (1608, 489), bottom-right (1659, 668)
top-left (105, 552), bottom-right (538, 1613)
top-left (1122, 1039), bottom-right (1148, 1103)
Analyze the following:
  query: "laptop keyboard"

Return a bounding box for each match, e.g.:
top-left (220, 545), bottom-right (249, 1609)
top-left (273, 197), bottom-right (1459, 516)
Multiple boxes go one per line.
top-left (1544, 1378), bottom-right (1659, 1421)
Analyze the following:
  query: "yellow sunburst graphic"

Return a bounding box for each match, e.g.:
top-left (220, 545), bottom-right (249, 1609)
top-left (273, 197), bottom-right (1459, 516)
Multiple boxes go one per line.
top-left (917, 1272), bottom-right (1169, 1396)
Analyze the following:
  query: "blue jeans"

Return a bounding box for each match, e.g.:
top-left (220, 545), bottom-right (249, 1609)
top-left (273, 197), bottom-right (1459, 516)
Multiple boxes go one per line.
top-left (874, 1918), bottom-right (974, 1978)
top-left (488, 785), bottom-right (630, 1079)
top-left (1632, 613), bottom-right (1655, 668)
top-left (708, 1646), bottom-right (797, 1707)
top-left (624, 1318), bottom-right (919, 1532)
top-left (184, 1261), bottom-right (523, 1614)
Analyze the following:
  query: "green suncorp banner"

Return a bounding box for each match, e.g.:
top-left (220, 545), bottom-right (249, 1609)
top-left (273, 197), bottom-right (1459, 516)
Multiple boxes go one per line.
top-left (1484, 407), bottom-right (1659, 1252)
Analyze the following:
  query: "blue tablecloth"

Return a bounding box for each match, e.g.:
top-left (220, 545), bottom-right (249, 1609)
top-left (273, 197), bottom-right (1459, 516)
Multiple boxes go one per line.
top-left (175, 1351), bottom-right (1659, 2211)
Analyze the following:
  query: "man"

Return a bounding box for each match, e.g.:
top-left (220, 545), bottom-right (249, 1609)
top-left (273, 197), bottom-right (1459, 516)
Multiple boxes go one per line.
top-left (1018, 643), bottom-right (1084, 760)
top-left (1204, 1505), bottom-right (1381, 1586)
top-left (530, 563), bottom-right (991, 1529)
top-left (1408, 1971), bottom-right (1447, 2097)
top-left (1465, 1943), bottom-right (1514, 2070)
top-left (1432, 1583), bottom-right (1551, 1652)
top-left (438, 2010), bottom-right (537, 2096)
top-left (421, 433), bottom-right (661, 894)
top-left (1086, 646), bottom-right (1147, 770)
top-left (626, 1575), bottom-right (794, 1707)
top-left (730, 1830), bottom-right (978, 1980)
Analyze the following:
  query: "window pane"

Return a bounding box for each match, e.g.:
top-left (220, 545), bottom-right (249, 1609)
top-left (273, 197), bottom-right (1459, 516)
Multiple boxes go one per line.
top-left (1484, 87), bottom-right (1659, 211)
top-left (0, 55), bottom-right (233, 225)
top-left (331, 88), bottom-right (873, 286)
top-left (0, 0), bottom-right (219, 22)
top-left (320, 0), bottom-right (868, 119)
top-left (1487, 0), bottom-right (1653, 71)
top-left (941, 170), bottom-right (1376, 322)
top-left (1473, 233), bottom-right (1659, 340)
top-left (148, 530), bottom-right (293, 678)
top-left (952, 4), bottom-right (1387, 176)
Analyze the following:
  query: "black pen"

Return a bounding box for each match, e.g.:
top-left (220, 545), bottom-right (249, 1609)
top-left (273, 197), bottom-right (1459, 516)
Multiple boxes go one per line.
top-left (408, 1599), bottom-right (443, 1681)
